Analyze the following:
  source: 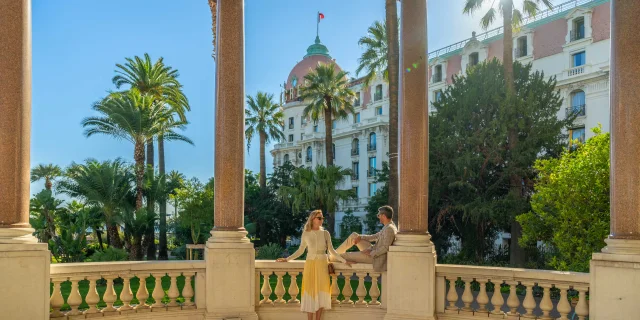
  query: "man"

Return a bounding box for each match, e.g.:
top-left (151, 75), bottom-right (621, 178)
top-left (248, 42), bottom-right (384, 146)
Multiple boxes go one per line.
top-left (333, 205), bottom-right (398, 272)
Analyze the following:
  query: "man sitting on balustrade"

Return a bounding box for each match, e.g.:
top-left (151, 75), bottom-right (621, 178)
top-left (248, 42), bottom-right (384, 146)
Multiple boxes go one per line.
top-left (331, 205), bottom-right (397, 272)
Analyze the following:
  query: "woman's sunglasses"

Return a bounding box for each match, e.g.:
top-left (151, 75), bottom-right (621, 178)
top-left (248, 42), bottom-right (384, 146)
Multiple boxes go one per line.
top-left (316, 216), bottom-right (324, 221)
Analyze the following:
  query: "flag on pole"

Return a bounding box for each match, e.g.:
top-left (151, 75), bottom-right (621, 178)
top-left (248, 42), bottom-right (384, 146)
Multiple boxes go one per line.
top-left (318, 12), bottom-right (325, 22)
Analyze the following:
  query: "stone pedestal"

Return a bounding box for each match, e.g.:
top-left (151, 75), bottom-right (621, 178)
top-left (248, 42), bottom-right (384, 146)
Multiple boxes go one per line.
top-left (0, 243), bottom-right (50, 320)
top-left (384, 234), bottom-right (437, 320)
top-left (204, 231), bottom-right (258, 320)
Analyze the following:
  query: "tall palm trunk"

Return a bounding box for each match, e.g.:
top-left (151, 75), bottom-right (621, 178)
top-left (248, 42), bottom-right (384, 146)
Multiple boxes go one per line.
top-left (107, 225), bottom-right (123, 249)
top-left (158, 135), bottom-right (168, 260)
top-left (386, 0), bottom-right (400, 224)
top-left (145, 141), bottom-right (156, 260)
top-left (501, 0), bottom-right (525, 267)
top-left (259, 131), bottom-right (267, 190)
top-left (134, 141), bottom-right (145, 210)
top-left (323, 101), bottom-right (334, 167)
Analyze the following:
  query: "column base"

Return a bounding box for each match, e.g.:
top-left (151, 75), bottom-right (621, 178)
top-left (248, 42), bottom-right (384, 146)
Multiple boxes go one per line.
top-left (0, 242), bottom-right (50, 320)
top-left (384, 234), bottom-right (437, 320)
top-left (590, 248), bottom-right (640, 320)
top-left (0, 227), bottom-right (38, 244)
top-left (207, 229), bottom-right (251, 244)
top-left (601, 237), bottom-right (640, 255)
top-left (205, 237), bottom-right (257, 319)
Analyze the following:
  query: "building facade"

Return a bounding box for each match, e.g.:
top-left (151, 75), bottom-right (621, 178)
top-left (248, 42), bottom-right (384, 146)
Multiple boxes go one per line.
top-left (272, 0), bottom-right (611, 239)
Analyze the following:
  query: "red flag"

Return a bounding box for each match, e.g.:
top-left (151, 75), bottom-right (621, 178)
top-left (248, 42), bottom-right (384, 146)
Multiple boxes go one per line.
top-left (318, 12), bottom-right (325, 21)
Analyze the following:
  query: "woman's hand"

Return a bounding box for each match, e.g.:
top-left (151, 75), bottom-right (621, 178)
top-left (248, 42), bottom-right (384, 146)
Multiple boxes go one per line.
top-left (276, 258), bottom-right (287, 262)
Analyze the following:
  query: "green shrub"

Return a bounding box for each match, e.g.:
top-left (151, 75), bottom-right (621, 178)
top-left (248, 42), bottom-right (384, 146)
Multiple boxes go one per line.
top-left (86, 247), bottom-right (128, 262)
top-left (257, 243), bottom-right (284, 260)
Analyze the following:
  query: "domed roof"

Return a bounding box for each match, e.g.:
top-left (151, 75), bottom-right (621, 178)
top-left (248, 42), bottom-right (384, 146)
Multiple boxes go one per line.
top-left (285, 36), bottom-right (341, 90)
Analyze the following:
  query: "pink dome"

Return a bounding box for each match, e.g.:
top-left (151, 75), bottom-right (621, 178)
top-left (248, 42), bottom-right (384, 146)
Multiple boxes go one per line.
top-left (285, 36), bottom-right (342, 90)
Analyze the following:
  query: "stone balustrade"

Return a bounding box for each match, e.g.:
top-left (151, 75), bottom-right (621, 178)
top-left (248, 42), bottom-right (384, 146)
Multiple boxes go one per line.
top-left (435, 264), bottom-right (590, 320)
top-left (49, 261), bottom-right (205, 319)
top-left (255, 261), bottom-right (386, 320)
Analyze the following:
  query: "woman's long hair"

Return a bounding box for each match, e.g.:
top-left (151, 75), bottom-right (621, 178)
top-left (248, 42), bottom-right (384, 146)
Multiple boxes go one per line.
top-left (303, 210), bottom-right (324, 232)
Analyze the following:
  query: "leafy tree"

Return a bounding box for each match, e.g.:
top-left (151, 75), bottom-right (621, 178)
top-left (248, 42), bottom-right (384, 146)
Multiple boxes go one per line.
top-left (30, 164), bottom-right (63, 191)
top-left (340, 210), bottom-right (363, 240)
top-left (58, 158), bottom-right (134, 249)
top-left (29, 189), bottom-right (65, 244)
top-left (245, 92), bottom-right (285, 190)
top-left (518, 127), bottom-right (609, 272)
top-left (50, 204), bottom-right (92, 263)
top-left (299, 63), bottom-right (356, 166)
top-left (175, 178), bottom-right (214, 245)
top-left (167, 170), bottom-right (187, 218)
top-left (429, 60), bottom-right (571, 263)
top-left (463, 0), bottom-right (554, 266)
top-left (278, 165), bottom-right (355, 234)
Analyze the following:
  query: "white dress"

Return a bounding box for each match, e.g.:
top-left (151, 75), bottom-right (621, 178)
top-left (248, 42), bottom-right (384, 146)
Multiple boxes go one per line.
top-left (287, 229), bottom-right (345, 312)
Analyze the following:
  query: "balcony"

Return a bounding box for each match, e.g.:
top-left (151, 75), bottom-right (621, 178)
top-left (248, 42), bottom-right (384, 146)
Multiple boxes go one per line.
top-left (367, 143), bottom-right (377, 152)
top-left (351, 148), bottom-right (359, 156)
top-left (570, 29), bottom-right (585, 42)
top-left (351, 173), bottom-right (359, 181)
top-left (305, 156), bottom-right (312, 163)
top-left (566, 104), bottom-right (586, 117)
top-left (514, 46), bottom-right (528, 58)
top-left (288, 123), bottom-right (293, 130)
top-left (355, 100), bottom-right (361, 107)
top-left (374, 92), bottom-right (383, 101)
top-left (273, 142), bottom-right (295, 149)
top-left (567, 65), bottom-right (585, 77)
top-left (367, 169), bottom-right (377, 178)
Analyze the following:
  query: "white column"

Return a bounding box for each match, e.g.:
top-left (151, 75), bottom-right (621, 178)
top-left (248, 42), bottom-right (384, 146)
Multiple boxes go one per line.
top-left (0, 1), bottom-right (50, 319)
top-left (205, 1), bottom-right (257, 319)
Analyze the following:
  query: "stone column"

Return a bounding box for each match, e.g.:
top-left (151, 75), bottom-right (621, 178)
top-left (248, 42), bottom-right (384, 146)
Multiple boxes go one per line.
top-left (204, 1), bottom-right (257, 319)
top-left (385, 1), bottom-right (436, 319)
top-left (591, 1), bottom-right (640, 319)
top-left (0, 1), bottom-right (50, 319)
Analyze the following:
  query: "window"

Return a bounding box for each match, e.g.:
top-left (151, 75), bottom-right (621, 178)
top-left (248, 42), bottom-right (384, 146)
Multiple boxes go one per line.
top-left (354, 92), bottom-right (361, 106)
top-left (570, 90), bottom-right (586, 117)
top-left (434, 65), bottom-right (443, 83)
top-left (306, 147), bottom-right (312, 162)
top-left (469, 52), bottom-right (479, 66)
top-left (569, 127), bottom-right (586, 148)
top-left (368, 132), bottom-right (377, 151)
top-left (434, 90), bottom-right (443, 103)
top-left (368, 157), bottom-right (377, 175)
top-left (354, 112), bottom-right (361, 123)
top-left (332, 120), bottom-right (336, 130)
top-left (516, 36), bottom-right (527, 58)
top-left (288, 134), bottom-right (293, 142)
top-left (352, 138), bottom-right (359, 155)
top-left (300, 133), bottom-right (304, 141)
top-left (313, 125), bottom-right (318, 132)
top-left (571, 17), bottom-right (585, 41)
top-left (572, 51), bottom-right (586, 67)
top-left (352, 162), bottom-right (359, 179)
top-left (374, 84), bottom-right (383, 101)
top-left (375, 107), bottom-right (383, 115)
top-left (369, 183), bottom-right (377, 197)
top-left (301, 117), bottom-right (307, 125)
top-left (288, 117), bottom-right (294, 129)
top-left (283, 154), bottom-right (289, 163)
top-left (353, 187), bottom-right (359, 197)
top-left (332, 143), bottom-right (336, 160)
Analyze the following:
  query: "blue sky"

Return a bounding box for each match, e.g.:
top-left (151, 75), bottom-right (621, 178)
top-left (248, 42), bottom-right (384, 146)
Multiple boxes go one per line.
top-left (30, 0), bottom-right (519, 192)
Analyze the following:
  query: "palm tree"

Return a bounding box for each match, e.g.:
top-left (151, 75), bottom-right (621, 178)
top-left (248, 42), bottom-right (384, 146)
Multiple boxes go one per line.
top-left (299, 63), bottom-right (356, 166)
top-left (58, 158), bottom-right (134, 249)
top-left (123, 208), bottom-right (157, 260)
top-left (245, 92), bottom-right (286, 190)
top-left (112, 54), bottom-right (191, 260)
top-left (167, 170), bottom-right (186, 218)
top-left (31, 164), bottom-right (63, 191)
top-left (29, 189), bottom-right (64, 244)
top-left (82, 90), bottom-right (192, 211)
top-left (208, 0), bottom-right (217, 61)
top-left (278, 165), bottom-right (355, 234)
top-left (356, 16), bottom-right (400, 222)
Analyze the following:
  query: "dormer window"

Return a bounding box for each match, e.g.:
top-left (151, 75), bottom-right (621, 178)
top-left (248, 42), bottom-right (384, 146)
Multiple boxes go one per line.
top-left (374, 85), bottom-right (383, 101)
top-left (515, 36), bottom-right (528, 58)
top-left (571, 17), bottom-right (585, 42)
top-left (433, 65), bottom-right (443, 83)
top-left (354, 92), bottom-right (361, 106)
top-left (469, 52), bottom-right (479, 67)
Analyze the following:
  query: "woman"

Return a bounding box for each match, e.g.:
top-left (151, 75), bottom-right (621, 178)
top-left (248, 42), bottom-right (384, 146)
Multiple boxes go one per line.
top-left (277, 210), bottom-right (346, 320)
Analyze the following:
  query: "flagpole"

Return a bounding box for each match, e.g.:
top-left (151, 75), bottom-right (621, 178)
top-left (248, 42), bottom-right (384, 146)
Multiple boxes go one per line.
top-left (316, 11), bottom-right (319, 38)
